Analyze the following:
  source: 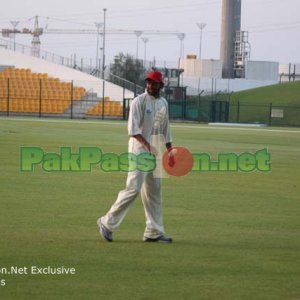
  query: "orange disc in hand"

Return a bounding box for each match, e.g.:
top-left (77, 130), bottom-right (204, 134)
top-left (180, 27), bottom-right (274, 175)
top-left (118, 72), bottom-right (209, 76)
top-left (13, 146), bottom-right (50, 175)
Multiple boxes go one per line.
top-left (163, 147), bottom-right (193, 177)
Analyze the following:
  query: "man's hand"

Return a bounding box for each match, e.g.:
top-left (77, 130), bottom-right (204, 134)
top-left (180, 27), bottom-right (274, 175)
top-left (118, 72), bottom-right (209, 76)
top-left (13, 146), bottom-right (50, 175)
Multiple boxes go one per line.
top-left (143, 141), bottom-right (158, 156)
top-left (132, 134), bottom-right (157, 155)
top-left (167, 148), bottom-right (176, 167)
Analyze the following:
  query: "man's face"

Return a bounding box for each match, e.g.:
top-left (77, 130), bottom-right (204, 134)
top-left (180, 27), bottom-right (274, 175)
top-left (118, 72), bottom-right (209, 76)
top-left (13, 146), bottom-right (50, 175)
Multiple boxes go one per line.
top-left (146, 79), bottom-right (162, 97)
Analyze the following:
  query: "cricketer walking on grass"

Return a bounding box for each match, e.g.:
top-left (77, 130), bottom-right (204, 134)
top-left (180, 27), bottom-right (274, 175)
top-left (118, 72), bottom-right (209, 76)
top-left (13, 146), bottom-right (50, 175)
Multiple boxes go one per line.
top-left (97, 71), bottom-right (174, 243)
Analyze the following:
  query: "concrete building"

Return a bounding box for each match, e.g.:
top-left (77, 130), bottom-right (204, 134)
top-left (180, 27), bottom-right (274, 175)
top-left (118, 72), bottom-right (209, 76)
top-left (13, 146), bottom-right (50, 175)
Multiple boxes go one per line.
top-left (245, 61), bottom-right (279, 81)
top-left (179, 56), bottom-right (222, 79)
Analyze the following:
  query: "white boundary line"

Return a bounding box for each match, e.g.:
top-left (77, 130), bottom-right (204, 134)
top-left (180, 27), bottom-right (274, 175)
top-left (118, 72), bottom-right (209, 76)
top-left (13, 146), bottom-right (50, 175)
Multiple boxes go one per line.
top-left (172, 124), bottom-right (300, 134)
top-left (1, 116), bottom-right (300, 134)
top-left (0, 117), bottom-right (126, 126)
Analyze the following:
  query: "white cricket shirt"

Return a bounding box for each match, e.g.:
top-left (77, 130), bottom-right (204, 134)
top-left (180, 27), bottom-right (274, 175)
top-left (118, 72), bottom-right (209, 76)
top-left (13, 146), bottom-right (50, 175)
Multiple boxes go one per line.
top-left (128, 92), bottom-right (172, 154)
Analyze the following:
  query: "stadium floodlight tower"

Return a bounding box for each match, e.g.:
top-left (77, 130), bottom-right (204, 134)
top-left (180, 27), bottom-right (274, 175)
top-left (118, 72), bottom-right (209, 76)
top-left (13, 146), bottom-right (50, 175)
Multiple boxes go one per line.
top-left (220, 0), bottom-right (241, 78)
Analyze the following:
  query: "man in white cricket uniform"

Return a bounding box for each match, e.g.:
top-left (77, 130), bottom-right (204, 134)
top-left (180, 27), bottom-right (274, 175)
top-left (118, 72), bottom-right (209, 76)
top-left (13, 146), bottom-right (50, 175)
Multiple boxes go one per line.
top-left (97, 71), bottom-right (174, 243)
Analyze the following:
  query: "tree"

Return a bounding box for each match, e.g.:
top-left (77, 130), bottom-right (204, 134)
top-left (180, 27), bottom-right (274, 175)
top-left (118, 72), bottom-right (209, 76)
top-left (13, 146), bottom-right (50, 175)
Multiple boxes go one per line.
top-left (110, 52), bottom-right (147, 86)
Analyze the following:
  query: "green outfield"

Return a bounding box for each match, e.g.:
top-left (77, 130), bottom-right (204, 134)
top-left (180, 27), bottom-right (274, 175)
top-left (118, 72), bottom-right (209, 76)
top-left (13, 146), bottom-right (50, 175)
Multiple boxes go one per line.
top-left (0, 117), bottom-right (300, 300)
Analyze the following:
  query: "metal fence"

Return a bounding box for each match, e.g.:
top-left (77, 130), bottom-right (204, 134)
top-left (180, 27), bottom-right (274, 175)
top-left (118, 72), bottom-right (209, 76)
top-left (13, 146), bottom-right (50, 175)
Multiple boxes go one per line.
top-left (229, 102), bottom-right (300, 126)
top-left (170, 98), bottom-right (300, 126)
top-left (166, 97), bottom-right (300, 127)
top-left (0, 76), bottom-right (136, 120)
top-left (1, 76), bottom-right (299, 127)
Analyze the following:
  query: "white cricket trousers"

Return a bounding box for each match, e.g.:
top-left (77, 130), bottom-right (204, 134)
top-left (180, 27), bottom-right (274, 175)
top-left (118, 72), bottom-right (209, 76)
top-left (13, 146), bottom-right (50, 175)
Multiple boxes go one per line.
top-left (101, 170), bottom-right (164, 239)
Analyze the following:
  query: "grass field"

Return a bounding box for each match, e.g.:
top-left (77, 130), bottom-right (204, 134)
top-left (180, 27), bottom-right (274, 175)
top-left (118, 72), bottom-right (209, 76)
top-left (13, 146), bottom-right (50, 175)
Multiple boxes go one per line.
top-left (230, 81), bottom-right (300, 105)
top-left (229, 81), bottom-right (300, 126)
top-left (187, 81), bottom-right (300, 125)
top-left (0, 117), bottom-right (300, 300)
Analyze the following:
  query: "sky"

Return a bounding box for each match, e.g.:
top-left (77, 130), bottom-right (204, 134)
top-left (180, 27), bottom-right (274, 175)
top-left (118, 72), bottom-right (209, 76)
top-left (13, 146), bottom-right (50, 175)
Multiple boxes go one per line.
top-left (0, 0), bottom-right (299, 67)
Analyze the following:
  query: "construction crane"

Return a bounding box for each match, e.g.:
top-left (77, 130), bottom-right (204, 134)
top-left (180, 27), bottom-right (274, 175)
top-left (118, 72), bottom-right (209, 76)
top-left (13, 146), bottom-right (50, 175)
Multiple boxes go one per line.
top-left (1, 15), bottom-right (185, 60)
top-left (1, 16), bottom-right (43, 57)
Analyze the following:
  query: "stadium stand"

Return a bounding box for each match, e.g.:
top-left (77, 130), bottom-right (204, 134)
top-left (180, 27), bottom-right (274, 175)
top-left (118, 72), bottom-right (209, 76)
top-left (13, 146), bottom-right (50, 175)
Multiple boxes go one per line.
top-left (0, 67), bottom-right (125, 117)
top-left (0, 48), bottom-right (134, 118)
top-left (86, 98), bottom-right (123, 117)
top-left (0, 67), bottom-right (86, 114)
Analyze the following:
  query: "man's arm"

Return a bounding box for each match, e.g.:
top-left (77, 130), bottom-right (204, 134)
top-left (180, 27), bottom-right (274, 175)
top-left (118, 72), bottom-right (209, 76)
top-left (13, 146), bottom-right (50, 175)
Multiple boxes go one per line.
top-left (132, 134), bottom-right (151, 152)
top-left (162, 100), bottom-right (172, 150)
top-left (132, 134), bottom-right (157, 155)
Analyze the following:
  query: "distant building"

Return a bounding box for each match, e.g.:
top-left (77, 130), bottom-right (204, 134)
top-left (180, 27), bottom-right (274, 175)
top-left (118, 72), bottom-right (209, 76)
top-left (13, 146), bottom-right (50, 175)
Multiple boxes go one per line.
top-left (180, 55), bottom-right (279, 83)
top-left (245, 61), bottom-right (279, 81)
top-left (179, 56), bottom-right (222, 79)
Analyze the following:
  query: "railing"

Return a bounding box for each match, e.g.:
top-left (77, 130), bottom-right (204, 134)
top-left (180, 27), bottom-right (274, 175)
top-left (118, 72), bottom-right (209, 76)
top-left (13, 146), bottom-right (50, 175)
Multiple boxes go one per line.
top-left (0, 38), bottom-right (85, 70)
top-left (107, 73), bottom-right (144, 95)
top-left (0, 38), bottom-right (144, 94)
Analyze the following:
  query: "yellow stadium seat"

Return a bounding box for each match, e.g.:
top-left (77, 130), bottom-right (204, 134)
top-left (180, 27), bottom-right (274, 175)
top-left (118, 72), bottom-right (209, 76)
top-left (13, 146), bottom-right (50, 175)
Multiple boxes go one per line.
top-left (0, 68), bottom-right (86, 115)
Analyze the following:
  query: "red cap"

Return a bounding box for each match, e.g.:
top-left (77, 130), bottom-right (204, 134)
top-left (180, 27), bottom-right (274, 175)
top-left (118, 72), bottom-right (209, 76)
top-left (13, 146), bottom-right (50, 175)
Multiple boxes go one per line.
top-left (145, 71), bottom-right (164, 85)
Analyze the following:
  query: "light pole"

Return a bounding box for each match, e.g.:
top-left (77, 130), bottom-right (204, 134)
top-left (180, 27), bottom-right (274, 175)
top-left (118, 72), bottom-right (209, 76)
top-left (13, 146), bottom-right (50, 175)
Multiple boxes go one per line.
top-left (175, 33), bottom-right (186, 86)
top-left (95, 22), bottom-right (103, 77)
top-left (10, 21), bottom-right (19, 51)
top-left (141, 37), bottom-right (149, 68)
top-left (196, 23), bottom-right (206, 60)
top-left (101, 8), bottom-right (107, 120)
top-left (177, 33), bottom-right (185, 60)
top-left (102, 8), bottom-right (107, 80)
top-left (134, 31), bottom-right (143, 60)
top-left (177, 33), bottom-right (185, 70)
